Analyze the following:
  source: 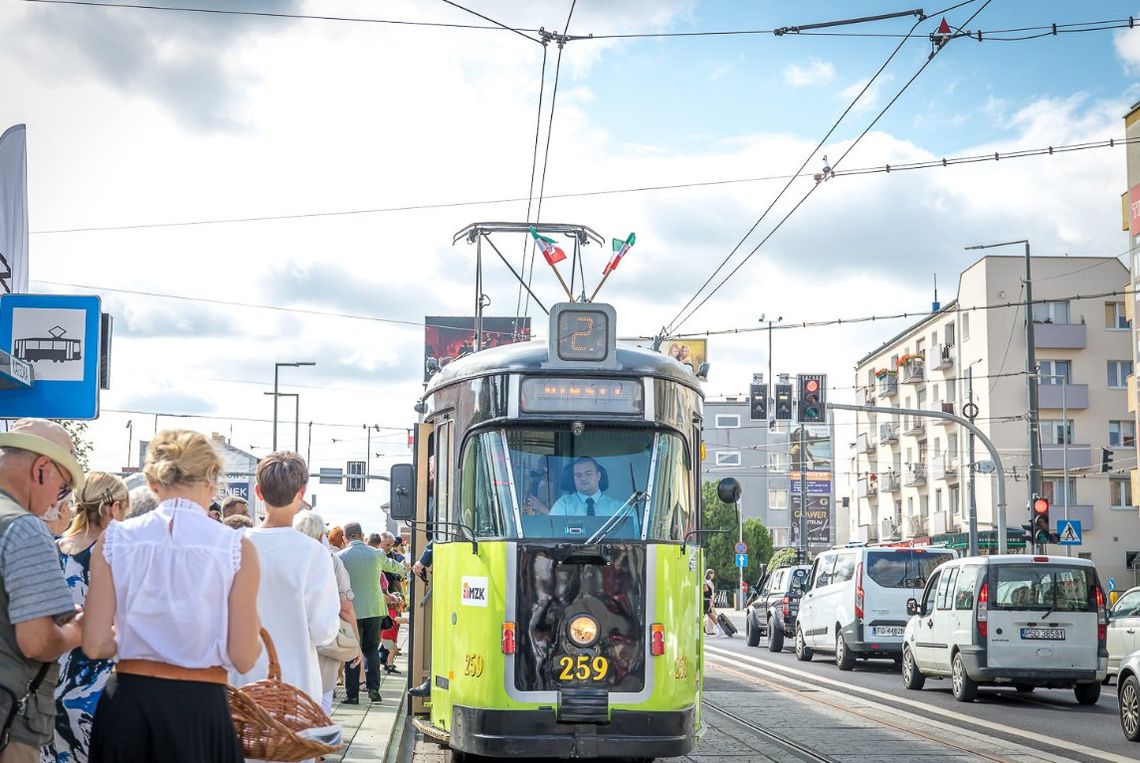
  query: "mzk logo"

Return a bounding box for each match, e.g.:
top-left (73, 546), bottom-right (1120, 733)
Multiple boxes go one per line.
top-left (461, 576), bottom-right (489, 607)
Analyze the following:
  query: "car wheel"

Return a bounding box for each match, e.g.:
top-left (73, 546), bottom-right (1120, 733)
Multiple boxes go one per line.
top-left (835, 631), bottom-right (855, 671)
top-left (901, 647), bottom-right (925, 691)
top-left (795, 626), bottom-right (813, 662)
top-left (1121, 674), bottom-right (1140, 742)
top-left (951, 652), bottom-right (977, 702)
top-left (767, 617), bottom-right (784, 653)
top-left (1074, 681), bottom-right (1101, 705)
top-left (1014, 684), bottom-right (1034, 694)
top-left (746, 616), bottom-right (761, 647)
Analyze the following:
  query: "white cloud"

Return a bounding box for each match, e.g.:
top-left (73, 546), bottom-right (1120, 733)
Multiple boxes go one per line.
top-left (839, 74), bottom-right (894, 113)
top-left (1114, 25), bottom-right (1140, 73)
top-left (783, 58), bottom-right (836, 87)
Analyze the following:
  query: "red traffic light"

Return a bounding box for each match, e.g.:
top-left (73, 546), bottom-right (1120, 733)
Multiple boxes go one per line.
top-left (805, 379), bottom-right (820, 393)
top-left (1032, 497), bottom-right (1049, 515)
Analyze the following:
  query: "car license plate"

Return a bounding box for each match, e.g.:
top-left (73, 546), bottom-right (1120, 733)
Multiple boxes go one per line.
top-left (1020, 628), bottom-right (1065, 640)
top-left (872, 626), bottom-right (905, 637)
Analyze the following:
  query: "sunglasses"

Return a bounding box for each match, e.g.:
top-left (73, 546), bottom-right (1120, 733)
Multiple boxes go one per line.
top-left (49, 462), bottom-right (73, 502)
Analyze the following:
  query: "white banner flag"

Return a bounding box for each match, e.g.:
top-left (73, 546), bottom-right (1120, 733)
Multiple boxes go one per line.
top-left (0, 124), bottom-right (29, 294)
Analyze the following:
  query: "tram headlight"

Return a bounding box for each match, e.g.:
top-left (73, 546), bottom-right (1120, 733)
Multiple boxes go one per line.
top-left (567, 615), bottom-right (599, 647)
top-left (571, 420), bottom-right (585, 437)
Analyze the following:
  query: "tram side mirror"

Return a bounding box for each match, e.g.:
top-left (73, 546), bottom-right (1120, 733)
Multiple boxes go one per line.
top-left (696, 362), bottom-right (710, 381)
top-left (906, 598), bottom-right (920, 617)
top-left (717, 477), bottom-right (742, 504)
top-left (389, 463), bottom-right (416, 521)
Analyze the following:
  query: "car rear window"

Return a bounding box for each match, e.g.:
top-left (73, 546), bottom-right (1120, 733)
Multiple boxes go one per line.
top-left (991, 564), bottom-right (1096, 612)
top-left (865, 550), bottom-right (956, 589)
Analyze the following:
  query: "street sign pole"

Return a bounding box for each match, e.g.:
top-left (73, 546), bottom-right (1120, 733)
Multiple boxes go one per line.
top-left (736, 498), bottom-right (744, 610)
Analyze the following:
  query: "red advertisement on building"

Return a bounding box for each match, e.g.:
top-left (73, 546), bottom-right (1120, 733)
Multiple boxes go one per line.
top-left (424, 316), bottom-right (531, 381)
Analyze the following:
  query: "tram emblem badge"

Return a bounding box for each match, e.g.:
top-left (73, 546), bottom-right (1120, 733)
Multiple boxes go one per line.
top-left (461, 576), bottom-right (489, 607)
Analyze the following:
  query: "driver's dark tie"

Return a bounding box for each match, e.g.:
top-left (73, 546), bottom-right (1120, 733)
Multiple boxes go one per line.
top-left (586, 497), bottom-right (596, 516)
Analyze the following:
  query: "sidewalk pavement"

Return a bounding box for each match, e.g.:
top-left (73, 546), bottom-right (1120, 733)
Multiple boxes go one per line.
top-left (327, 649), bottom-right (407, 762)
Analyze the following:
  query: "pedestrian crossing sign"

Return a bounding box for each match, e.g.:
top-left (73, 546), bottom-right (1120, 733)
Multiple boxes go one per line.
top-left (1056, 520), bottom-right (1082, 546)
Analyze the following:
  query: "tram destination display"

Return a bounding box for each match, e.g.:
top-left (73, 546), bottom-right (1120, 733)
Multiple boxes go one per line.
top-left (547, 302), bottom-right (619, 370)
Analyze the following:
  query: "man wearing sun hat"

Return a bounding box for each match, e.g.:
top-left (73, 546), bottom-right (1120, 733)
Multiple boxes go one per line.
top-left (0, 419), bottom-right (86, 763)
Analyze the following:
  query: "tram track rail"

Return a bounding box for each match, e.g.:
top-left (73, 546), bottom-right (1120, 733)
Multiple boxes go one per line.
top-left (701, 699), bottom-right (836, 763)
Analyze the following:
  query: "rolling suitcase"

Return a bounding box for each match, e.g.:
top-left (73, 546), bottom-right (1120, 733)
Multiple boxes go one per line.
top-left (716, 613), bottom-right (737, 637)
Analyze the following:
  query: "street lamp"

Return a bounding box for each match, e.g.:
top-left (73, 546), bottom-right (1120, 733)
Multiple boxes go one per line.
top-left (273, 362), bottom-right (315, 450)
top-left (964, 239), bottom-right (1038, 547)
top-left (264, 392), bottom-right (300, 453)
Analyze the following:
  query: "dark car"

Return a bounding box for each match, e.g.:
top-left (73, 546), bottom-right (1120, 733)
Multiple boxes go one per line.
top-left (746, 565), bottom-right (811, 651)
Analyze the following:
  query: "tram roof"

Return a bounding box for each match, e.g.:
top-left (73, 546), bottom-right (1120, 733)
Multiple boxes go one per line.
top-left (424, 340), bottom-right (702, 397)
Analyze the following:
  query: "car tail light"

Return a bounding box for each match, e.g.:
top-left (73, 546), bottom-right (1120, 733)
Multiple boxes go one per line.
top-left (1096, 587), bottom-right (1107, 643)
top-left (854, 563), bottom-right (864, 620)
top-left (501, 622), bottom-right (516, 654)
top-left (782, 596), bottom-right (790, 618)
top-left (651, 623), bottom-right (665, 656)
top-left (1033, 556), bottom-right (1049, 562)
top-left (977, 581), bottom-right (988, 639)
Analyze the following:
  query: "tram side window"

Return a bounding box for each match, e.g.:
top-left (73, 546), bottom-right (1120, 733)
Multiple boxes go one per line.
top-left (434, 422), bottom-right (453, 541)
top-left (647, 434), bottom-right (694, 542)
top-left (459, 432), bottom-right (518, 538)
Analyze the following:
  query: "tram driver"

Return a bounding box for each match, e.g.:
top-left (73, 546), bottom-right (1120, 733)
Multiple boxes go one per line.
top-left (524, 457), bottom-right (625, 516)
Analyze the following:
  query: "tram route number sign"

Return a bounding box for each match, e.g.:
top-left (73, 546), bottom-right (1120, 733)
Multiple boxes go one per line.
top-left (734, 541), bottom-right (747, 554)
top-left (735, 553), bottom-right (748, 568)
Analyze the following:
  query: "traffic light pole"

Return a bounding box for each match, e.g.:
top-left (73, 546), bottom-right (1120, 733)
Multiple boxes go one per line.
top-left (798, 425), bottom-right (807, 563)
top-left (829, 402), bottom-right (1010, 554)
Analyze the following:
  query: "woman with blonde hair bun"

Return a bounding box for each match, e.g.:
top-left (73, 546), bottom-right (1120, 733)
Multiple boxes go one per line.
top-left (42, 472), bottom-right (129, 763)
top-left (83, 430), bottom-right (261, 763)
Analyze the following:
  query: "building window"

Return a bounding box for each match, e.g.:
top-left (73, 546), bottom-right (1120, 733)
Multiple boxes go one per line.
top-left (1032, 300), bottom-right (1071, 324)
top-left (1108, 360), bottom-right (1133, 389)
top-left (1038, 360), bottom-right (1071, 385)
top-left (1106, 302), bottom-right (1131, 330)
top-left (961, 313), bottom-right (969, 341)
top-left (1040, 419), bottom-right (1074, 445)
top-left (768, 488), bottom-right (788, 510)
top-left (1042, 478), bottom-right (1076, 506)
top-left (1111, 478), bottom-right (1133, 509)
top-left (949, 485), bottom-right (960, 515)
top-left (768, 452), bottom-right (787, 472)
top-left (1109, 420), bottom-right (1136, 448)
top-left (714, 414), bottom-right (741, 429)
top-left (715, 450), bottom-right (741, 466)
top-left (934, 488), bottom-right (942, 513)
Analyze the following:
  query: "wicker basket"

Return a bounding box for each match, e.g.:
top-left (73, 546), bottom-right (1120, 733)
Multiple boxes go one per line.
top-left (228, 628), bottom-right (341, 762)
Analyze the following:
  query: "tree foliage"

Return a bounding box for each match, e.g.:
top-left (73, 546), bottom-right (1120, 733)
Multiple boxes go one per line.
top-left (768, 546), bottom-right (810, 571)
top-left (701, 480), bottom-right (773, 587)
top-left (51, 420), bottom-right (92, 472)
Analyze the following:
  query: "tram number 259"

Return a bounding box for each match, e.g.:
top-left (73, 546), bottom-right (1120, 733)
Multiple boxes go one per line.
top-left (558, 655), bottom-right (609, 682)
top-left (464, 653), bottom-right (484, 678)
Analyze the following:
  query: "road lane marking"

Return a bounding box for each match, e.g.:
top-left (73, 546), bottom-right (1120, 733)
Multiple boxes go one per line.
top-left (706, 644), bottom-right (1131, 763)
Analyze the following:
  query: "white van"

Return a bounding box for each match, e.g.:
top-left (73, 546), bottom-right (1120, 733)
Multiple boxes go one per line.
top-left (795, 545), bottom-right (956, 669)
top-left (901, 554), bottom-right (1107, 703)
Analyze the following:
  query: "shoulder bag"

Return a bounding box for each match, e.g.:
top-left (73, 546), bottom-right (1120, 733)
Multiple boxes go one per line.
top-left (0, 662), bottom-right (50, 749)
top-left (317, 618), bottom-right (360, 663)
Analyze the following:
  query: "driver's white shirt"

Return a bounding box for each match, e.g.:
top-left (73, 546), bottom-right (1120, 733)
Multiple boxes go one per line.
top-left (549, 491), bottom-right (626, 516)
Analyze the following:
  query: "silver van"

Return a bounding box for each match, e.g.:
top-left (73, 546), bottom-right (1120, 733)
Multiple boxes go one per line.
top-left (902, 554), bottom-right (1107, 703)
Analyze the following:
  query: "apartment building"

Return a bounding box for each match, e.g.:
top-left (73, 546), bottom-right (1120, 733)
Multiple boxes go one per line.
top-left (703, 398), bottom-right (794, 546)
top-left (1124, 101), bottom-right (1140, 582)
top-left (848, 255), bottom-right (1137, 586)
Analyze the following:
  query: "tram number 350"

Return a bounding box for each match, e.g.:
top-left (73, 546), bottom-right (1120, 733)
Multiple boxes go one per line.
top-left (557, 655), bottom-right (609, 682)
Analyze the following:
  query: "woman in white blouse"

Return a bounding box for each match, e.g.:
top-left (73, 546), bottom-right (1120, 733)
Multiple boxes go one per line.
top-left (82, 430), bottom-right (261, 763)
top-left (292, 509), bottom-right (363, 714)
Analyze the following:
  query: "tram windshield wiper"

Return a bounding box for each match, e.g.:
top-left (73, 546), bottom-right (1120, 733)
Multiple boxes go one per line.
top-left (584, 491), bottom-right (647, 546)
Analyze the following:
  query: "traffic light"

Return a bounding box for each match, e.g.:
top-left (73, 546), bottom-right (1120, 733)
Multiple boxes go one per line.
top-left (749, 383), bottom-right (768, 421)
top-left (797, 374), bottom-right (827, 424)
top-left (774, 384), bottom-right (793, 421)
top-left (1100, 447), bottom-right (1114, 474)
top-left (1031, 495), bottom-right (1050, 545)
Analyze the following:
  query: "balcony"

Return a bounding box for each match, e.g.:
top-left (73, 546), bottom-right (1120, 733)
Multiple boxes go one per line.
top-left (857, 431), bottom-right (875, 454)
top-left (908, 514), bottom-right (929, 537)
top-left (933, 343), bottom-right (954, 370)
top-left (857, 477), bottom-right (879, 501)
top-left (1041, 443), bottom-right (1092, 470)
top-left (1033, 321), bottom-right (1087, 349)
top-left (883, 472), bottom-right (902, 492)
top-left (879, 422), bottom-right (899, 444)
top-left (881, 516), bottom-right (902, 540)
top-left (930, 511), bottom-right (948, 536)
top-left (853, 524), bottom-right (879, 543)
top-left (931, 453), bottom-right (959, 482)
top-left (862, 386), bottom-right (876, 405)
top-left (1129, 375), bottom-right (1136, 415)
top-left (904, 416), bottom-right (924, 436)
top-left (906, 464), bottom-right (928, 486)
top-left (877, 374), bottom-right (899, 398)
top-left (934, 401), bottom-right (957, 424)
top-left (1037, 383), bottom-right (1088, 410)
top-left (901, 358), bottom-right (925, 384)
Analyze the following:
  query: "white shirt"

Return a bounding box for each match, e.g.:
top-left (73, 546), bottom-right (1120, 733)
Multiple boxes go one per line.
top-left (103, 498), bottom-right (243, 669)
top-left (549, 491), bottom-right (627, 516)
top-left (230, 526), bottom-right (340, 705)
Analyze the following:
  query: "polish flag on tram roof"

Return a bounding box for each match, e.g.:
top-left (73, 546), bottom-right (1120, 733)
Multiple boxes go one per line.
top-left (529, 226), bottom-right (566, 266)
top-left (603, 232), bottom-right (636, 276)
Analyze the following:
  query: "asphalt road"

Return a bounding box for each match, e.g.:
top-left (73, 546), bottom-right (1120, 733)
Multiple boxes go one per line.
top-left (707, 617), bottom-right (1135, 762)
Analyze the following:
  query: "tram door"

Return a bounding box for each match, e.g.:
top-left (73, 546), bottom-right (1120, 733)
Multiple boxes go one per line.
top-left (409, 423), bottom-right (434, 716)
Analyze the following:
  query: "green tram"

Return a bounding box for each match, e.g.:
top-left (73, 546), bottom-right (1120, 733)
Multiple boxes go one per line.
top-left (390, 302), bottom-right (708, 759)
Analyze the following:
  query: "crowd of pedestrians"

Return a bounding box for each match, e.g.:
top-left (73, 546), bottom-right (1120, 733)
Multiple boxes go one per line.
top-left (0, 419), bottom-right (412, 763)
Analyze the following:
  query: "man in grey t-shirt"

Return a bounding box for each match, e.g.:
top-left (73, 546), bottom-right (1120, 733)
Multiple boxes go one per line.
top-left (0, 419), bottom-right (86, 763)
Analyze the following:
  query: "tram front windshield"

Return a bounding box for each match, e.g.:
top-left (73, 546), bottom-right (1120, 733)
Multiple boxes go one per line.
top-left (458, 426), bottom-right (694, 542)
